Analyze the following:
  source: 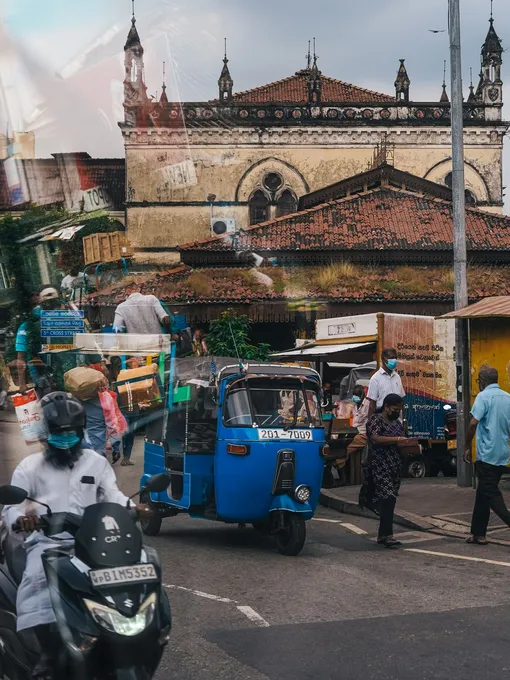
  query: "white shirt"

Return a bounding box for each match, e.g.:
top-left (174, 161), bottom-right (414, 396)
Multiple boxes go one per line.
top-left (3, 449), bottom-right (131, 530)
top-left (61, 273), bottom-right (84, 291)
top-left (113, 292), bottom-right (168, 335)
top-left (367, 367), bottom-right (405, 409)
top-left (352, 398), bottom-right (371, 434)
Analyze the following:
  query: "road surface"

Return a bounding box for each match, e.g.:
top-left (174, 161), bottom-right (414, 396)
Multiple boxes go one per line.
top-left (3, 419), bottom-right (510, 680)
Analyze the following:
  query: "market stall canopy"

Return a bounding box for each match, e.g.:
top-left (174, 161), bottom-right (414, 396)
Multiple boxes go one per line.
top-left (440, 296), bottom-right (510, 319)
top-left (271, 341), bottom-right (376, 361)
top-left (16, 209), bottom-right (109, 245)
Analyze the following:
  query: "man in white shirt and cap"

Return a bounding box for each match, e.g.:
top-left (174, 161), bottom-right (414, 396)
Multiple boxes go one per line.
top-left (367, 347), bottom-right (406, 419)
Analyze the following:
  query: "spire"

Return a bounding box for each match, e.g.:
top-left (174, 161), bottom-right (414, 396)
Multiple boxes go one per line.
top-left (123, 0), bottom-right (148, 120)
top-left (307, 37), bottom-right (322, 103)
top-left (306, 40), bottom-right (312, 70)
top-left (468, 67), bottom-right (477, 103)
top-left (160, 61), bottom-right (168, 103)
top-left (440, 60), bottom-right (449, 103)
top-left (395, 59), bottom-right (410, 102)
top-left (481, 8), bottom-right (503, 67)
top-left (125, 0), bottom-right (142, 51)
top-left (218, 38), bottom-right (233, 103)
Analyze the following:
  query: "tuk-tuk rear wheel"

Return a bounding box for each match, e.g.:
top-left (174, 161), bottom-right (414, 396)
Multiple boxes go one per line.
top-left (140, 492), bottom-right (163, 536)
top-left (274, 513), bottom-right (306, 556)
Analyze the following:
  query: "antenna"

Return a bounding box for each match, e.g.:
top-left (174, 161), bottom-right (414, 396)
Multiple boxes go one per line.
top-left (306, 40), bottom-right (311, 69)
top-left (228, 323), bottom-right (242, 369)
top-left (443, 59), bottom-right (447, 86)
top-left (132, 0), bottom-right (135, 19)
top-left (224, 37), bottom-right (227, 60)
top-left (490, 0), bottom-right (493, 19)
top-left (163, 61), bottom-right (166, 85)
top-left (470, 66), bottom-right (473, 87)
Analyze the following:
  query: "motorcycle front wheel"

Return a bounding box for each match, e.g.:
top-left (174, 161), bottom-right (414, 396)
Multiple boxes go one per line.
top-left (274, 513), bottom-right (306, 556)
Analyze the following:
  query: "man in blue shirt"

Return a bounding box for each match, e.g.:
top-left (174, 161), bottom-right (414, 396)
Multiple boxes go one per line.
top-left (465, 366), bottom-right (510, 545)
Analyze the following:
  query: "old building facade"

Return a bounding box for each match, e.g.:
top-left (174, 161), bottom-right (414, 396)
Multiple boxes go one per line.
top-left (120, 11), bottom-right (507, 261)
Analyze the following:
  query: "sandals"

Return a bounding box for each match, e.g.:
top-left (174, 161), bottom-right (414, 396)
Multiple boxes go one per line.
top-left (466, 535), bottom-right (489, 545)
top-left (112, 451), bottom-right (121, 464)
top-left (377, 536), bottom-right (403, 548)
top-left (121, 458), bottom-right (134, 466)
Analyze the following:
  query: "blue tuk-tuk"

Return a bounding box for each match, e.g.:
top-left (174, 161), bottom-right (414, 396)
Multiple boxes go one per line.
top-left (140, 358), bottom-right (325, 555)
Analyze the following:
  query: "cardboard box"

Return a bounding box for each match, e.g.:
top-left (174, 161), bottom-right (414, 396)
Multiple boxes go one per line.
top-left (83, 231), bottom-right (134, 265)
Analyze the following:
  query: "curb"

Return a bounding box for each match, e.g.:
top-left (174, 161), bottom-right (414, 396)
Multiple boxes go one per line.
top-left (320, 489), bottom-right (441, 532)
top-left (319, 489), bottom-right (510, 546)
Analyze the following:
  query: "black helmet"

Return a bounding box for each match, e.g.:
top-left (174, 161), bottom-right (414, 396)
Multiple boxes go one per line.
top-left (41, 392), bottom-right (86, 434)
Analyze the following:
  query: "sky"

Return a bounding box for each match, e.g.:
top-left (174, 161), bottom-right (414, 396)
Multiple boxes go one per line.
top-left (0, 0), bottom-right (508, 202)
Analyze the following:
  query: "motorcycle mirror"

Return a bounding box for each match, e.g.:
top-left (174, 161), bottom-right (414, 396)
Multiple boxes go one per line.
top-left (144, 473), bottom-right (171, 494)
top-left (443, 404), bottom-right (452, 411)
top-left (0, 485), bottom-right (28, 506)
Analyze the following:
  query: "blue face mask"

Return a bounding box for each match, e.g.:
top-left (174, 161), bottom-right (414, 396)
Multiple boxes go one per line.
top-left (352, 395), bottom-right (361, 404)
top-left (386, 359), bottom-right (398, 371)
top-left (47, 432), bottom-right (81, 450)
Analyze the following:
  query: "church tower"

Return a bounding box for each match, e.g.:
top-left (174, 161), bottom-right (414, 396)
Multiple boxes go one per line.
top-left (476, 8), bottom-right (503, 118)
top-left (218, 39), bottom-right (234, 103)
top-left (123, 2), bottom-right (148, 125)
top-left (395, 59), bottom-right (410, 102)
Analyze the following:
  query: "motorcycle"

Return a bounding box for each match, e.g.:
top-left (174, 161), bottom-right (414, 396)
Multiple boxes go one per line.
top-left (0, 473), bottom-right (172, 680)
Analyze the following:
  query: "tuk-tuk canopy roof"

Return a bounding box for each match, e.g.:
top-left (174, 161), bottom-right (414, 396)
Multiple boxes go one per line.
top-left (218, 362), bottom-right (320, 382)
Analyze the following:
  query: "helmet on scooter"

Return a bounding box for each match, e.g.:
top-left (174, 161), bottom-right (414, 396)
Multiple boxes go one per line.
top-left (40, 391), bottom-right (86, 434)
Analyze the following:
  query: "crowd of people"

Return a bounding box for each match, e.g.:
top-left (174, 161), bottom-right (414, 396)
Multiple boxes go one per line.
top-left (3, 281), bottom-right (211, 470)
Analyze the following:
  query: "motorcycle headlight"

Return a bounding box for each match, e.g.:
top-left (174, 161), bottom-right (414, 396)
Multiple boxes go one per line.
top-left (84, 592), bottom-right (157, 637)
top-left (295, 485), bottom-right (311, 503)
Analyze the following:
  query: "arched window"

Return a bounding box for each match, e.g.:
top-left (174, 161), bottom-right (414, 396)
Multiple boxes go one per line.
top-left (276, 189), bottom-right (298, 217)
top-left (444, 172), bottom-right (477, 206)
top-left (249, 190), bottom-right (269, 225)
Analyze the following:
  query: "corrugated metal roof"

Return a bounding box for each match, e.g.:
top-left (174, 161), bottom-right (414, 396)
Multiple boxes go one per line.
top-left (441, 296), bottom-right (510, 318)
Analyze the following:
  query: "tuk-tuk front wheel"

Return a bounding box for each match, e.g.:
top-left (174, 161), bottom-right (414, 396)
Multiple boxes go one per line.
top-left (140, 492), bottom-right (162, 536)
top-left (274, 513), bottom-right (306, 556)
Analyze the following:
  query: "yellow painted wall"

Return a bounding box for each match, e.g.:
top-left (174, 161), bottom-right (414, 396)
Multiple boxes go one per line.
top-left (469, 318), bottom-right (510, 398)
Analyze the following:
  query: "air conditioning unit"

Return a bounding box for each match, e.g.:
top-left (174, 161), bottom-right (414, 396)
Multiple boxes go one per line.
top-left (211, 217), bottom-right (236, 236)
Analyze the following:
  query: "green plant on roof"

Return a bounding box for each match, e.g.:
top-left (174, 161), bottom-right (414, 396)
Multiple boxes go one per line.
top-left (206, 309), bottom-right (270, 360)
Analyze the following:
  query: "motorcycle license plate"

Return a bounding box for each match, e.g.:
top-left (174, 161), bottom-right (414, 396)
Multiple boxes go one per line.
top-left (90, 564), bottom-right (158, 588)
top-left (447, 439), bottom-right (457, 450)
top-left (258, 429), bottom-right (313, 441)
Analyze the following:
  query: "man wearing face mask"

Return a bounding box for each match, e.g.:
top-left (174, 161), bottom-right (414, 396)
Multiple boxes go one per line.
top-left (2, 392), bottom-right (151, 680)
top-left (347, 384), bottom-right (370, 459)
top-left (367, 347), bottom-right (405, 419)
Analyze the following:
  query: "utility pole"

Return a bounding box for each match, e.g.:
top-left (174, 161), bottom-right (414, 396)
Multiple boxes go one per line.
top-left (449, 0), bottom-right (471, 487)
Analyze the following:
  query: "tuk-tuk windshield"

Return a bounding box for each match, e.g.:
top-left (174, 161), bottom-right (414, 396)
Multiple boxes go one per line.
top-left (224, 378), bottom-right (321, 428)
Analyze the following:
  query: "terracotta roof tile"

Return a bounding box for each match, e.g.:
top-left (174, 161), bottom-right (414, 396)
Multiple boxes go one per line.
top-left (179, 187), bottom-right (510, 253)
top-left (89, 264), bottom-right (510, 306)
top-left (232, 70), bottom-right (394, 104)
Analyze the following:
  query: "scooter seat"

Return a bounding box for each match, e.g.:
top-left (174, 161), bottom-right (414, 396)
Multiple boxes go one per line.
top-left (4, 534), bottom-right (26, 586)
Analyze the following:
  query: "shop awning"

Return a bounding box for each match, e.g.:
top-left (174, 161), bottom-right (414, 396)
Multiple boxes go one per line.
top-left (271, 341), bottom-right (376, 359)
top-left (440, 296), bottom-right (510, 319)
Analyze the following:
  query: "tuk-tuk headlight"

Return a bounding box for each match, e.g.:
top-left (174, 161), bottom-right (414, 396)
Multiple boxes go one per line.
top-left (295, 485), bottom-right (311, 503)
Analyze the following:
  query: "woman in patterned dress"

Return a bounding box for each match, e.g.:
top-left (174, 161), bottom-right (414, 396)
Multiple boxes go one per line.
top-left (360, 393), bottom-right (413, 548)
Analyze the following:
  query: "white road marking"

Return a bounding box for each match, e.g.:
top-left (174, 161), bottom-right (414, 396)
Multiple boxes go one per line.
top-left (164, 584), bottom-right (271, 627)
top-left (405, 548), bottom-right (510, 567)
top-left (340, 523), bottom-right (368, 535)
top-left (164, 584), bottom-right (238, 604)
top-left (236, 605), bottom-right (270, 627)
top-left (312, 517), bottom-right (368, 534)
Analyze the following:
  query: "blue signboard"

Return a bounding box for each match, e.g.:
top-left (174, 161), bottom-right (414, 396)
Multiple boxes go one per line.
top-left (41, 309), bottom-right (85, 339)
top-left (41, 310), bottom-right (84, 318)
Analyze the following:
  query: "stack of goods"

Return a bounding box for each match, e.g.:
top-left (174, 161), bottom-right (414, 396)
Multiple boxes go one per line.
top-left (115, 363), bottom-right (162, 413)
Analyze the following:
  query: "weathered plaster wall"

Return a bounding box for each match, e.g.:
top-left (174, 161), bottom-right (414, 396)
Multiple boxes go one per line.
top-left (125, 125), bottom-right (505, 250)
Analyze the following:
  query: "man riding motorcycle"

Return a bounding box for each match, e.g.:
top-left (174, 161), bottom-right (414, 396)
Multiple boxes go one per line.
top-left (1, 391), bottom-right (151, 679)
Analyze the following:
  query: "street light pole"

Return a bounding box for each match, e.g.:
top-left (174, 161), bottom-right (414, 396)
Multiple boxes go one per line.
top-left (449, 0), bottom-right (470, 487)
